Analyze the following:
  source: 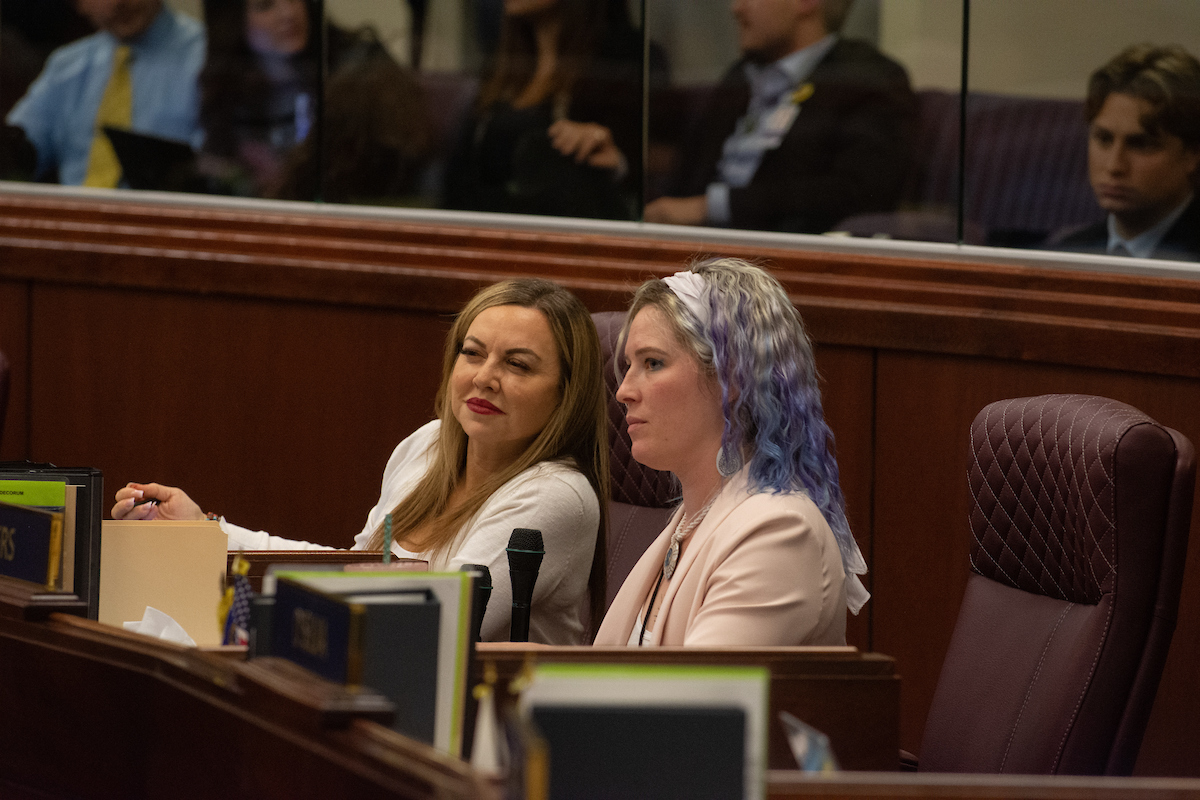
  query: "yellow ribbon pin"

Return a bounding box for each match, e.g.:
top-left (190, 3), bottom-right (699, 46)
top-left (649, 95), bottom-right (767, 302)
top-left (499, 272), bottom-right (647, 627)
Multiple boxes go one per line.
top-left (791, 82), bottom-right (815, 105)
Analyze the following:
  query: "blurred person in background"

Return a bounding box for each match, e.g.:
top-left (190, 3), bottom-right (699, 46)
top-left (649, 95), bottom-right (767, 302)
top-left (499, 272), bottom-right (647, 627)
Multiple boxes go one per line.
top-left (644, 0), bottom-right (915, 234)
top-left (5, 0), bottom-right (205, 186)
top-left (1053, 44), bottom-right (1200, 262)
top-left (442, 0), bottom-right (662, 220)
top-left (198, 0), bottom-right (431, 202)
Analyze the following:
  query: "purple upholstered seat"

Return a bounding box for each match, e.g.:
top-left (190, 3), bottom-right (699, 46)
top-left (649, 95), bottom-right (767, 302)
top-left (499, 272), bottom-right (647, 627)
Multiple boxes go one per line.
top-left (919, 394), bottom-right (1195, 775)
top-left (838, 90), bottom-right (1101, 245)
top-left (961, 93), bottom-right (1100, 241)
top-left (592, 312), bottom-right (678, 610)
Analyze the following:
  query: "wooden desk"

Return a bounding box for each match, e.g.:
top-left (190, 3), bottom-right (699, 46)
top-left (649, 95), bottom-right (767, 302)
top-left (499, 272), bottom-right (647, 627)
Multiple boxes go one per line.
top-left (6, 578), bottom-right (1200, 799)
top-left (474, 642), bottom-right (901, 772)
top-left (0, 579), bottom-right (489, 800)
top-left (3, 188), bottom-right (1199, 774)
top-left (220, 557), bottom-right (901, 771)
top-left (766, 771), bottom-right (1200, 799)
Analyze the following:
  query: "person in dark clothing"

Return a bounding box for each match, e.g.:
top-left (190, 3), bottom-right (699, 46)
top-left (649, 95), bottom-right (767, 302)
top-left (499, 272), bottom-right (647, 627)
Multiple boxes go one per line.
top-left (1053, 44), bottom-right (1200, 262)
top-left (198, 0), bottom-right (431, 202)
top-left (644, 0), bottom-right (916, 234)
top-left (442, 0), bottom-right (658, 220)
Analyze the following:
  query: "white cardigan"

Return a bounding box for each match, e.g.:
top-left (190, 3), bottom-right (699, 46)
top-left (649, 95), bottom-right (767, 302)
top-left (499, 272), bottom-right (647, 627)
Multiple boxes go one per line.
top-left (223, 420), bottom-right (600, 644)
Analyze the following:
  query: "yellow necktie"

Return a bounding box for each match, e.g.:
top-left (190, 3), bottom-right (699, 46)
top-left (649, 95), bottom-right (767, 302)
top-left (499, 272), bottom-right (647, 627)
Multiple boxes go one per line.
top-left (83, 45), bottom-right (132, 188)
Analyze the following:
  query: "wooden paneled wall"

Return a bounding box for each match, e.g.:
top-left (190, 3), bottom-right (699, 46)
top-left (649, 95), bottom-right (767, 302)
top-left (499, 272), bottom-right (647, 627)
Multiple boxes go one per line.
top-left (1, 191), bottom-right (1198, 775)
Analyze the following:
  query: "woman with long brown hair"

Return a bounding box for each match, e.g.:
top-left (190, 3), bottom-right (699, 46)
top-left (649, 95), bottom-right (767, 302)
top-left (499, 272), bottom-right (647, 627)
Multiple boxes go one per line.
top-left (113, 278), bottom-right (609, 644)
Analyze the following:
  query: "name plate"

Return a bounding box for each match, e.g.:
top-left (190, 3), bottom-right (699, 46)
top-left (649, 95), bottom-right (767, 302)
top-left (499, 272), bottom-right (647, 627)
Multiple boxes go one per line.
top-left (272, 578), bottom-right (355, 682)
top-left (271, 577), bottom-right (442, 745)
top-left (0, 500), bottom-right (64, 588)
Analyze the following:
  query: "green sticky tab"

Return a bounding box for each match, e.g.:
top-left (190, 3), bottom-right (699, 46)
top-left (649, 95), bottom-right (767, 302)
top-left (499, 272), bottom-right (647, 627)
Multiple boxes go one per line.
top-left (0, 480), bottom-right (67, 508)
top-left (534, 663), bottom-right (769, 682)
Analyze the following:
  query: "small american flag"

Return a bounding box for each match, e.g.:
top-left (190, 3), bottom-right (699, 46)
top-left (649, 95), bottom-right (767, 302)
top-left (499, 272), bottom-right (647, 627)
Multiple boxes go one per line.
top-left (221, 554), bottom-right (253, 646)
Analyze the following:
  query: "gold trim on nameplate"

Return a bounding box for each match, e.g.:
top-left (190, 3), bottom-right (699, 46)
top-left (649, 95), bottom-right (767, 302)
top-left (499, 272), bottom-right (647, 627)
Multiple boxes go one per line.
top-left (346, 602), bottom-right (367, 686)
top-left (45, 516), bottom-right (63, 589)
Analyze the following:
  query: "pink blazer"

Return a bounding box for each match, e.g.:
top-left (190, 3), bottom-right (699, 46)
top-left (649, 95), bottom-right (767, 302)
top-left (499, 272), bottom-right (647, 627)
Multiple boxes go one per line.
top-left (594, 469), bottom-right (848, 646)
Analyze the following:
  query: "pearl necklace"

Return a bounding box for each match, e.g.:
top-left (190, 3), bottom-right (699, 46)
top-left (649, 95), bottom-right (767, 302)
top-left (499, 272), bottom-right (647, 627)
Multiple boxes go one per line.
top-left (662, 493), bottom-right (719, 580)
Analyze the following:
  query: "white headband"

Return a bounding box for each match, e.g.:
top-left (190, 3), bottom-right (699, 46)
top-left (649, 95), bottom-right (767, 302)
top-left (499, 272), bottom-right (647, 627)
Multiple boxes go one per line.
top-left (662, 270), bottom-right (710, 328)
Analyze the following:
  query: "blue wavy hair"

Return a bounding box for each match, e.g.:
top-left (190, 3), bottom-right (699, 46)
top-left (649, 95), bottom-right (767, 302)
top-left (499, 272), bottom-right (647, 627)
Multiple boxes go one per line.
top-left (621, 257), bottom-right (856, 567)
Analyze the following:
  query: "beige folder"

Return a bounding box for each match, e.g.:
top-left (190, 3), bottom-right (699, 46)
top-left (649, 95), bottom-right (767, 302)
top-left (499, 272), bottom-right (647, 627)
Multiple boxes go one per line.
top-left (99, 520), bottom-right (228, 646)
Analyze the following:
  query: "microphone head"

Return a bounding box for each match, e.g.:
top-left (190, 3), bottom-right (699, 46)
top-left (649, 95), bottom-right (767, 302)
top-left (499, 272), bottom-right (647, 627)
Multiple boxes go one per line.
top-left (461, 563), bottom-right (492, 590)
top-left (507, 528), bottom-right (544, 572)
top-left (507, 528), bottom-right (543, 552)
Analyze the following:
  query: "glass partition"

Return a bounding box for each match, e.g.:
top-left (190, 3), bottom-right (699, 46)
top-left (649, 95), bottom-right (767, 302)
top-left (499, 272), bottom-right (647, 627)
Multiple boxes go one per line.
top-left (644, 0), bottom-right (948, 238)
top-left (870, 0), bottom-right (965, 243)
top-left (0, 0), bottom-right (1198, 264)
top-left (0, 0), bottom-right (651, 219)
top-left (963, 0), bottom-right (1200, 260)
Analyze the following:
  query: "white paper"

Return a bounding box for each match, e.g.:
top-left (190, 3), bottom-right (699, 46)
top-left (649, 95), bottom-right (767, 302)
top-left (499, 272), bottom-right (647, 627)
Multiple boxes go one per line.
top-left (123, 605), bottom-right (197, 647)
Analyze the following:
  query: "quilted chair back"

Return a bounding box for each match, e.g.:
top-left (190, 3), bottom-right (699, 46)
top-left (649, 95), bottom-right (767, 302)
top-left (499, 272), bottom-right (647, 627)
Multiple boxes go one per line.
top-left (920, 394), bottom-right (1195, 775)
top-left (592, 312), bottom-right (678, 609)
top-left (0, 349), bottom-right (9, 452)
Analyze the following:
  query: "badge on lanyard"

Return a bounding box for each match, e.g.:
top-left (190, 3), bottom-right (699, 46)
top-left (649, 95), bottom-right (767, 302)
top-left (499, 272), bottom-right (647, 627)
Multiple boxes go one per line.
top-left (720, 81), bottom-right (815, 187)
top-left (758, 82), bottom-right (813, 149)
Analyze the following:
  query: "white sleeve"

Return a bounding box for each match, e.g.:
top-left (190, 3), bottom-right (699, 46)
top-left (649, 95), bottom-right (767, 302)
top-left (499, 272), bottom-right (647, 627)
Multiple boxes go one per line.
top-left (439, 464), bottom-right (599, 644)
top-left (220, 519), bottom-right (337, 551)
top-left (351, 421), bottom-right (440, 550)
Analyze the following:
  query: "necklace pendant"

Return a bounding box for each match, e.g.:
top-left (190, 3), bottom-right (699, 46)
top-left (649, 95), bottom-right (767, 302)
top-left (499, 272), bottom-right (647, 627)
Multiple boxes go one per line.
top-left (663, 541), bottom-right (680, 581)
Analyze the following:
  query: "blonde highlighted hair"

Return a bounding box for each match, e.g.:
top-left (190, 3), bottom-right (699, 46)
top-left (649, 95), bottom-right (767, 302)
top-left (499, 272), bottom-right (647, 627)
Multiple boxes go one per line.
top-left (366, 278), bottom-right (609, 631)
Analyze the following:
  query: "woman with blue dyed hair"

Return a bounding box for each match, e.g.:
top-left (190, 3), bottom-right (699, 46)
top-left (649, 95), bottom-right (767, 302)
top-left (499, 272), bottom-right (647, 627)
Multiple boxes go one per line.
top-left (594, 258), bottom-right (868, 646)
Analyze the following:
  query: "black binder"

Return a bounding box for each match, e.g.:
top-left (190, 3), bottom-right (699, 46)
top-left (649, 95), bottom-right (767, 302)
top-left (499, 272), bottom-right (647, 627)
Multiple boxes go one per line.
top-left (0, 463), bottom-right (102, 618)
top-left (271, 577), bottom-right (441, 744)
top-left (530, 705), bottom-right (747, 800)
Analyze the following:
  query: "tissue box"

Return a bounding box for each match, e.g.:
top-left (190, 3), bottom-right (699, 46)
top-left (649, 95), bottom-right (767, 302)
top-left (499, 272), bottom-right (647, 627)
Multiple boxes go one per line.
top-left (98, 520), bottom-right (227, 646)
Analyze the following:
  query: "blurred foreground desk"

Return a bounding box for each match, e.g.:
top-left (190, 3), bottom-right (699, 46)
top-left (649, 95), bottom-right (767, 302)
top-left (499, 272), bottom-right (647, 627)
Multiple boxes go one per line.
top-left (5, 578), bottom-right (1198, 800)
top-left (475, 642), bottom-right (902, 772)
top-left (0, 579), bottom-right (488, 800)
top-left (766, 772), bottom-right (1200, 799)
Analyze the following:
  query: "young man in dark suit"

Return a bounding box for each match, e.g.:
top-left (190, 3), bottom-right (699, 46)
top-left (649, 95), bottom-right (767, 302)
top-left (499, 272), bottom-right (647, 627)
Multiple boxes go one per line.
top-left (1055, 45), bottom-right (1200, 262)
top-left (644, 0), bottom-right (916, 234)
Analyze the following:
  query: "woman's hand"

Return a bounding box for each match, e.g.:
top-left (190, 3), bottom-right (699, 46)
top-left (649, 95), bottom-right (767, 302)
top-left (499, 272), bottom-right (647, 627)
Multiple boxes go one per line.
top-left (112, 482), bottom-right (206, 522)
top-left (547, 120), bottom-right (624, 171)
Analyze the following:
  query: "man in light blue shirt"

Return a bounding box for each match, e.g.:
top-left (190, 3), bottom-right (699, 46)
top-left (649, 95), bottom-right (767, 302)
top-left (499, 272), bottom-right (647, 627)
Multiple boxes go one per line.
top-left (6, 0), bottom-right (206, 186)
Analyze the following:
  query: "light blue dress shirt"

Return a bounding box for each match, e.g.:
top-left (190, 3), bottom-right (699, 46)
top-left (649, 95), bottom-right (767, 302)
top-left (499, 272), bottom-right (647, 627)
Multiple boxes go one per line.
top-left (1105, 194), bottom-right (1193, 258)
top-left (706, 34), bottom-right (839, 226)
top-left (6, 7), bottom-right (206, 186)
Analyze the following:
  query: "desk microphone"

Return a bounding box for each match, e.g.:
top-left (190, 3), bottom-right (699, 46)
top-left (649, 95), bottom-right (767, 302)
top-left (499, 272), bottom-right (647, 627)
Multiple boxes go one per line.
top-left (506, 528), bottom-right (544, 642)
top-left (460, 563), bottom-right (492, 644)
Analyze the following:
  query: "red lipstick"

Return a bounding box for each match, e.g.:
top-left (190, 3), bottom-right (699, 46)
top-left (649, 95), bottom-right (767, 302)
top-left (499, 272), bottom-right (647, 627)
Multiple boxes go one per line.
top-left (467, 398), bottom-right (504, 415)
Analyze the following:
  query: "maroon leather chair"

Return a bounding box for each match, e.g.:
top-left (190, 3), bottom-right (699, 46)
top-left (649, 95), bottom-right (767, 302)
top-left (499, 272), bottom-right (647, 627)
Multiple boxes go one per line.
top-left (920, 394), bottom-right (1195, 775)
top-left (592, 312), bottom-right (677, 610)
top-left (0, 348), bottom-right (9, 452)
